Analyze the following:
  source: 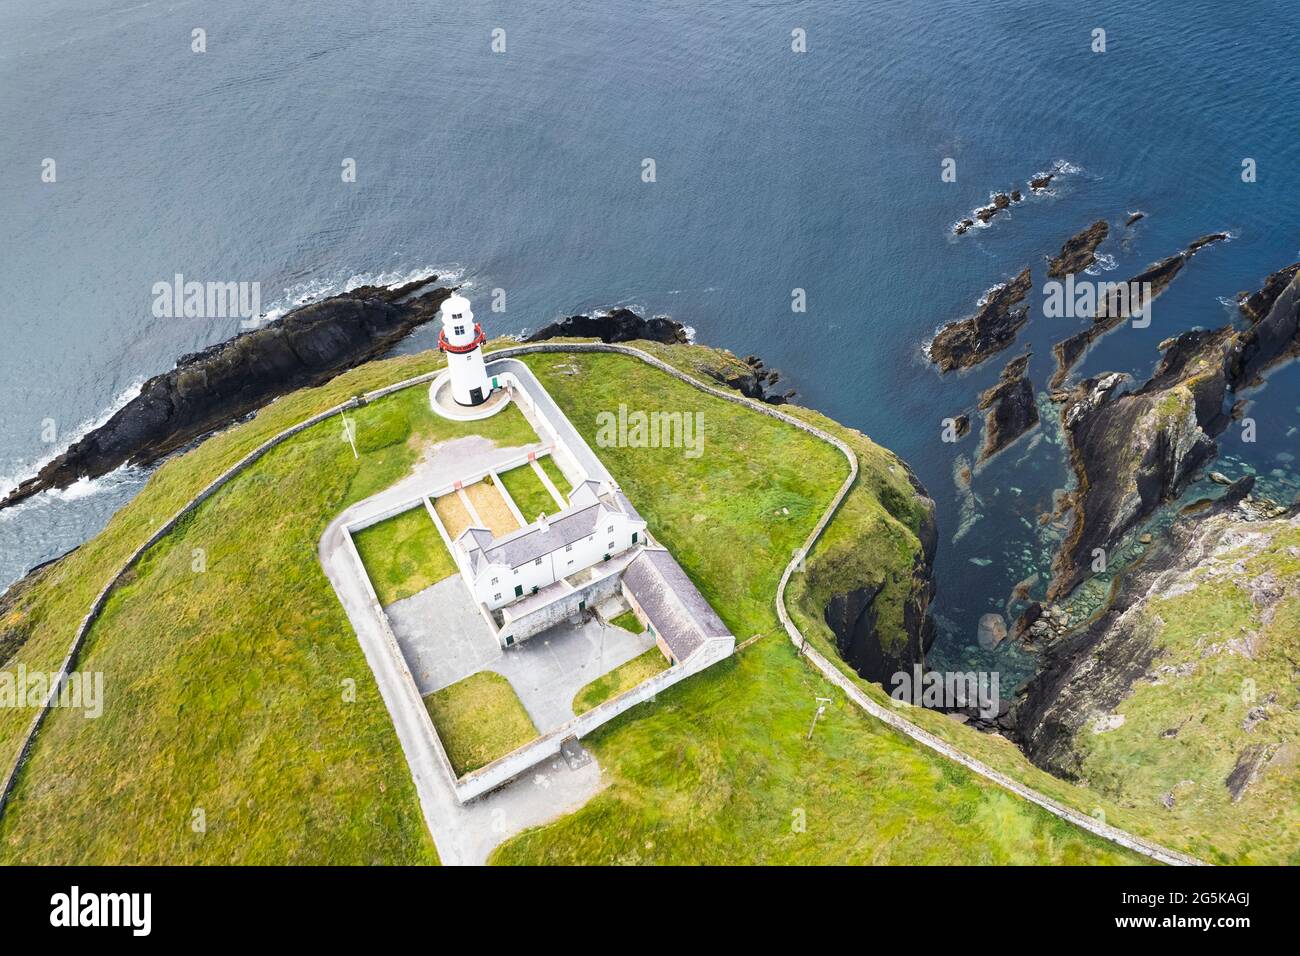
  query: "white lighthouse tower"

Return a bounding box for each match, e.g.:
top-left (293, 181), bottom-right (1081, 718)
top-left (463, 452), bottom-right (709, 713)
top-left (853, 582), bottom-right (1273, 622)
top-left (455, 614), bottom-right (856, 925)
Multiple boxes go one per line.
top-left (438, 293), bottom-right (492, 406)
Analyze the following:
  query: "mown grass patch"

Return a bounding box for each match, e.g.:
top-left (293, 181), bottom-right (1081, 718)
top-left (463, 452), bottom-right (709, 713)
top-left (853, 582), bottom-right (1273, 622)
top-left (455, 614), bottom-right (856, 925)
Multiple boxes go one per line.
top-left (497, 464), bottom-right (560, 523)
top-left (424, 671), bottom-right (538, 776)
top-left (572, 647), bottom-right (667, 715)
top-left (352, 507), bottom-right (456, 606)
top-left (538, 453), bottom-right (572, 496)
top-left (608, 610), bottom-right (644, 634)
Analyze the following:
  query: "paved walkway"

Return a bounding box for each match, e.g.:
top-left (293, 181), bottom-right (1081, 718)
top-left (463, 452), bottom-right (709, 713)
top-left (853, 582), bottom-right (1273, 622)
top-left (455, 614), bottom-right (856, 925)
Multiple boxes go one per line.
top-left (319, 430), bottom-right (604, 865)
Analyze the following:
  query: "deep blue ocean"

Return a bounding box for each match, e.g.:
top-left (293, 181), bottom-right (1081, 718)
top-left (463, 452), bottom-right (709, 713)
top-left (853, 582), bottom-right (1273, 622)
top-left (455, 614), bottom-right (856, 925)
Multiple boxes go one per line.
top-left (2, 0), bottom-right (1298, 685)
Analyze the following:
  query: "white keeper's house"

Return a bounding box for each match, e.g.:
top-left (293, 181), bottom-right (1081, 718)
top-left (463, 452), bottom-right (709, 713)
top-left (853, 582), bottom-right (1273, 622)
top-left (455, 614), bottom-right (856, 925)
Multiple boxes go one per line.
top-left (456, 478), bottom-right (646, 612)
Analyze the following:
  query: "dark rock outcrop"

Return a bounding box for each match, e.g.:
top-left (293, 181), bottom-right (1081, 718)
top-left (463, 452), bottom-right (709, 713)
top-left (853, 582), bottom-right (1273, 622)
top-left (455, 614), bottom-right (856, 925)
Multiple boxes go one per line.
top-left (1029, 172), bottom-right (1054, 192)
top-left (524, 307), bottom-right (688, 345)
top-left (1124, 211), bottom-right (1145, 227)
top-left (1047, 220), bottom-right (1109, 278)
top-left (928, 267), bottom-right (1033, 372)
top-left (0, 279), bottom-right (454, 510)
top-left (1046, 269), bottom-right (1300, 601)
top-left (1015, 478), bottom-right (1268, 777)
top-left (976, 353), bottom-right (1039, 464)
top-left (954, 189), bottom-right (1024, 235)
top-left (1238, 262), bottom-right (1300, 324)
top-left (1048, 232), bottom-right (1230, 388)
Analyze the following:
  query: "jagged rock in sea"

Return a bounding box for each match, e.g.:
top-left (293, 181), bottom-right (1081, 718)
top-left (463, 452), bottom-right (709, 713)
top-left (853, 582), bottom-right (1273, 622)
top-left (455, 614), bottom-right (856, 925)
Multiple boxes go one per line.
top-left (0, 278), bottom-right (454, 510)
top-left (954, 189), bottom-right (1025, 235)
top-left (524, 307), bottom-right (688, 346)
top-left (976, 353), bottom-right (1039, 464)
top-left (1237, 261), bottom-right (1300, 323)
top-left (1048, 231), bottom-right (1229, 388)
top-left (1124, 211), bottom-right (1145, 227)
top-left (1045, 267), bottom-right (1300, 601)
top-left (1046, 219), bottom-right (1109, 279)
top-left (928, 267), bottom-right (1033, 372)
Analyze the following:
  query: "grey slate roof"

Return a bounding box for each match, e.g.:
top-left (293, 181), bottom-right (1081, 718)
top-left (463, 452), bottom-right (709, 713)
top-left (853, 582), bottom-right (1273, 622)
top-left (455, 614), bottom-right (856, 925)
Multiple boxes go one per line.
top-left (623, 548), bottom-right (731, 662)
top-left (481, 502), bottom-right (606, 569)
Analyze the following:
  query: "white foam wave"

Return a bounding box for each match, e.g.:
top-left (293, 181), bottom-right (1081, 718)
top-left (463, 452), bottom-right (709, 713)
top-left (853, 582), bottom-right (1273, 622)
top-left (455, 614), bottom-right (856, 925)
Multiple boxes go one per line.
top-left (253, 263), bottom-right (465, 328)
top-left (0, 379), bottom-right (146, 499)
top-left (0, 463), bottom-right (146, 520)
top-left (1085, 253), bottom-right (1118, 275)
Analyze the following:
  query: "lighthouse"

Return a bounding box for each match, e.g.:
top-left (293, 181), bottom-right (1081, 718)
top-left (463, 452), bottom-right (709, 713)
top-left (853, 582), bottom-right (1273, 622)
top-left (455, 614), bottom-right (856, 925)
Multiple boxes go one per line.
top-left (438, 293), bottom-right (492, 406)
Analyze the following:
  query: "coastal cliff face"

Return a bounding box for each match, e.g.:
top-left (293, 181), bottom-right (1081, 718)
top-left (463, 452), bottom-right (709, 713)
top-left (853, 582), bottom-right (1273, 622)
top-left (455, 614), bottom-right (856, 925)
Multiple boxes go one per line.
top-left (1015, 480), bottom-right (1299, 839)
top-left (821, 460), bottom-right (938, 685)
top-left (0, 279), bottom-right (453, 510)
top-left (1047, 271), bottom-right (1300, 601)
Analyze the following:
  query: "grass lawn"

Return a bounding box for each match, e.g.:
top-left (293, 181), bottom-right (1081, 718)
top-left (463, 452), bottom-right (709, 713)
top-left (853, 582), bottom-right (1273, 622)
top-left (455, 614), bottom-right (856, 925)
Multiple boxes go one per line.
top-left (538, 453), bottom-right (572, 496)
top-left (608, 610), bottom-right (644, 634)
top-left (352, 507), bottom-right (456, 606)
top-left (490, 350), bottom-right (1140, 864)
top-left (572, 647), bottom-right (668, 716)
top-left (424, 671), bottom-right (538, 776)
top-left (497, 464), bottom-right (560, 523)
top-left (0, 363), bottom-right (538, 864)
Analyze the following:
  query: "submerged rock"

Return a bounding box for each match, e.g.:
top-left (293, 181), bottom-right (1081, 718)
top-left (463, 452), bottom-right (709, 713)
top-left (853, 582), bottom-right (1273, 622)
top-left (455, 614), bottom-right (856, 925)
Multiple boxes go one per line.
top-left (0, 278), bottom-right (455, 510)
top-left (977, 612), bottom-right (1008, 650)
top-left (928, 267), bottom-right (1033, 372)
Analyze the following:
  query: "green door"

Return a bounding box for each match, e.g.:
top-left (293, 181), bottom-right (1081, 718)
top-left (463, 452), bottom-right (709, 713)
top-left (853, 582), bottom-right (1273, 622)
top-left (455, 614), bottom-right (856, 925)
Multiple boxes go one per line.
top-left (632, 531), bottom-right (638, 544)
top-left (514, 584), bottom-right (523, 597)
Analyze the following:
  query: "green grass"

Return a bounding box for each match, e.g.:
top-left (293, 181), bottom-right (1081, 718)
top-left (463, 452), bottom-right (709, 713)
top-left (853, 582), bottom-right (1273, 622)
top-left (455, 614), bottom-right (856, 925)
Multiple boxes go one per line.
top-left (497, 464), bottom-right (560, 523)
top-left (1067, 525), bottom-right (1300, 865)
top-left (0, 340), bottom-right (1153, 865)
top-left (573, 647), bottom-right (668, 715)
top-left (538, 453), bottom-right (572, 496)
top-left (608, 610), bottom-right (644, 634)
top-left (497, 636), bottom-right (1138, 864)
top-left (490, 350), bottom-right (1140, 864)
top-left (352, 507), bottom-right (456, 606)
top-left (0, 364), bottom-right (538, 864)
top-left (424, 671), bottom-right (539, 776)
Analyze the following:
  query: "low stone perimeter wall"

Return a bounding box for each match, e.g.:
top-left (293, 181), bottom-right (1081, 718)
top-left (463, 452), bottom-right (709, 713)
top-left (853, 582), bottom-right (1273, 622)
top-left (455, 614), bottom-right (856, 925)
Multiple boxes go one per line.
top-left (0, 340), bottom-right (1205, 865)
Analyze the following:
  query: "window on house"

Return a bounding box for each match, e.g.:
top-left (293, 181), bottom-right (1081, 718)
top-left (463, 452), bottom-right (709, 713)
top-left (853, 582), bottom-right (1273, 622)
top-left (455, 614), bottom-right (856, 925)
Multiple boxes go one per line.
top-left (534, 558), bottom-right (542, 566)
top-left (454, 325), bottom-right (465, 335)
top-left (607, 525), bottom-right (614, 533)
top-left (565, 544), bottom-right (572, 552)
top-left (608, 541), bottom-right (614, 550)
top-left (490, 577), bottom-right (498, 585)
top-left (452, 312), bottom-right (463, 320)
top-left (493, 593), bottom-right (501, 601)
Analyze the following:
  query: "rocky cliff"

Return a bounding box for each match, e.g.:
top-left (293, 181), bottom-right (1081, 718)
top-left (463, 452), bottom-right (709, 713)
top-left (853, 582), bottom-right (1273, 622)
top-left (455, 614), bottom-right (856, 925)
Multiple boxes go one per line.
top-left (1, 279), bottom-right (454, 510)
top-left (1016, 478), bottom-right (1297, 793)
top-left (1046, 270), bottom-right (1300, 601)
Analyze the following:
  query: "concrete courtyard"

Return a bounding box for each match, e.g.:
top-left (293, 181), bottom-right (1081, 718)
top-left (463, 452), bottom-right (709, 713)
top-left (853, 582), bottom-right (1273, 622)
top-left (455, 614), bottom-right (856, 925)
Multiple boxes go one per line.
top-left (388, 580), bottom-right (655, 733)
